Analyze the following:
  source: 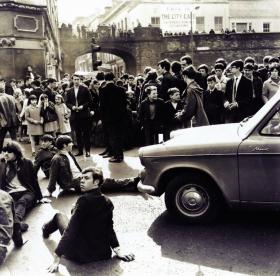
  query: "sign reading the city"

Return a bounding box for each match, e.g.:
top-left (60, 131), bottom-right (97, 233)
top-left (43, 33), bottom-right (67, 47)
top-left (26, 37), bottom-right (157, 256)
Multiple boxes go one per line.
top-left (160, 5), bottom-right (192, 33)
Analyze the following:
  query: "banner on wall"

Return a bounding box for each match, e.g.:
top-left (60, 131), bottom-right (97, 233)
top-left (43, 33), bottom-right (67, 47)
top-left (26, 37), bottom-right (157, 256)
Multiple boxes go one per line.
top-left (160, 5), bottom-right (193, 33)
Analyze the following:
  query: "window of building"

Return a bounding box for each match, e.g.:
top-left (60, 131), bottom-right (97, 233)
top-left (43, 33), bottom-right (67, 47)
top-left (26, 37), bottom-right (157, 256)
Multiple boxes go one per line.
top-left (151, 17), bottom-right (160, 26)
top-left (214, 17), bottom-right (223, 32)
top-left (263, 23), bottom-right (270, 32)
top-left (248, 23), bottom-right (252, 31)
top-left (236, 23), bottom-right (247, 32)
top-left (196, 16), bottom-right (205, 32)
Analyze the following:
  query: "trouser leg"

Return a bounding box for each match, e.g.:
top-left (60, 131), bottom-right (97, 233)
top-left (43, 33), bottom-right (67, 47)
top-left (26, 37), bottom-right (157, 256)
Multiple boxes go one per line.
top-left (81, 119), bottom-right (91, 152)
top-left (101, 177), bottom-right (139, 193)
top-left (73, 120), bottom-right (83, 153)
top-left (11, 192), bottom-right (36, 222)
top-left (0, 127), bottom-right (8, 152)
top-left (44, 213), bottom-right (69, 236)
top-left (8, 127), bottom-right (17, 140)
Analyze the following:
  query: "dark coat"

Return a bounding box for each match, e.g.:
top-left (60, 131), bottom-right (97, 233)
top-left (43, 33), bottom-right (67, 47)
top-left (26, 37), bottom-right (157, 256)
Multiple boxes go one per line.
top-left (163, 100), bottom-right (183, 130)
top-left (44, 87), bottom-right (56, 103)
top-left (99, 82), bottom-right (127, 124)
top-left (138, 98), bottom-right (165, 127)
top-left (224, 75), bottom-right (253, 122)
top-left (180, 81), bottom-right (209, 127)
top-left (33, 146), bottom-right (57, 177)
top-left (203, 88), bottom-right (225, 125)
top-left (55, 188), bottom-right (119, 263)
top-left (48, 152), bottom-right (82, 193)
top-left (251, 76), bottom-right (264, 114)
top-left (66, 85), bottom-right (93, 121)
top-left (158, 72), bottom-right (176, 101)
top-left (0, 93), bottom-right (19, 128)
top-left (0, 158), bottom-right (43, 200)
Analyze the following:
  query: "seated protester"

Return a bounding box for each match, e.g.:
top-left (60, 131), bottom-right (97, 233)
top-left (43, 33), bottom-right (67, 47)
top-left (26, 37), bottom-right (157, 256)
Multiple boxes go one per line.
top-left (163, 88), bottom-right (183, 141)
top-left (0, 190), bottom-right (15, 264)
top-left (33, 135), bottom-right (57, 178)
top-left (45, 135), bottom-right (153, 197)
top-left (0, 142), bottom-right (50, 247)
top-left (44, 167), bottom-right (135, 273)
top-left (203, 75), bottom-right (225, 125)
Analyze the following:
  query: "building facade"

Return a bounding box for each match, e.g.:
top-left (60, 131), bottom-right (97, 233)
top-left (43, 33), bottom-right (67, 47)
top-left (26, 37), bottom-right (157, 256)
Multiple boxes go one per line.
top-left (0, 0), bottom-right (60, 80)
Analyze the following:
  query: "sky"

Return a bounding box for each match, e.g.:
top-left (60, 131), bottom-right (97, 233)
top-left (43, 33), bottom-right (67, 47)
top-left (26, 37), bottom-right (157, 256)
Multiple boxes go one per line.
top-left (57, 0), bottom-right (112, 24)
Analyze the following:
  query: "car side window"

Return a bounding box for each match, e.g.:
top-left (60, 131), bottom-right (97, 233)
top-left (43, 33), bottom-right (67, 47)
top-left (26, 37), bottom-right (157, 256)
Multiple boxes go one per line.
top-left (261, 110), bottom-right (280, 136)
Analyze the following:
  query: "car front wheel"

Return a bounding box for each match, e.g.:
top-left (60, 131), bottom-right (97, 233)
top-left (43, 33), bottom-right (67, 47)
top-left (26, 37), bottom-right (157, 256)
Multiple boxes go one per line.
top-left (165, 174), bottom-right (222, 223)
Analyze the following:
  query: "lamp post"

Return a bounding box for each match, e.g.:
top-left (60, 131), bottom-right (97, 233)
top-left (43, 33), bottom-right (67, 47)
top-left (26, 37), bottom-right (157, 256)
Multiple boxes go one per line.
top-left (190, 6), bottom-right (200, 60)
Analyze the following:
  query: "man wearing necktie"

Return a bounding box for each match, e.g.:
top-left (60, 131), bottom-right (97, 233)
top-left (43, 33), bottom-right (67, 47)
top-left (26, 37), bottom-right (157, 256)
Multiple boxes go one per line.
top-left (224, 60), bottom-right (253, 123)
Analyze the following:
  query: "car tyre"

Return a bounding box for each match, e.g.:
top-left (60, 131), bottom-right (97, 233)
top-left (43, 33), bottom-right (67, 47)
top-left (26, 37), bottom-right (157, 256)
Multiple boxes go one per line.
top-left (165, 174), bottom-right (222, 223)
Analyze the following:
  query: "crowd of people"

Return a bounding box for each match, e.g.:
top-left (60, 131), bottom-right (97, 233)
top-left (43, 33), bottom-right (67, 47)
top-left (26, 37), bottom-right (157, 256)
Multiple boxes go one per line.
top-left (0, 54), bottom-right (279, 159)
top-left (0, 52), bottom-right (280, 271)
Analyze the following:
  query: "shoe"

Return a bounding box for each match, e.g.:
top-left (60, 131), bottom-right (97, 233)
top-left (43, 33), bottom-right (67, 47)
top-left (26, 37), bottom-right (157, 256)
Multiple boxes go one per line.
top-left (42, 224), bottom-right (50, 239)
top-left (103, 154), bottom-right (113, 158)
top-left (109, 157), bottom-right (123, 163)
top-left (137, 180), bottom-right (155, 194)
top-left (85, 152), bottom-right (90, 157)
top-left (12, 223), bottom-right (23, 248)
top-left (20, 222), bottom-right (29, 233)
top-left (99, 150), bottom-right (108, 156)
top-left (74, 152), bottom-right (83, 157)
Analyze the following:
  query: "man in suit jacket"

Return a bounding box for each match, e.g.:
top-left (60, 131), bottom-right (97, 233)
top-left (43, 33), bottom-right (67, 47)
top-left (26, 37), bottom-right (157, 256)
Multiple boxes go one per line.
top-left (44, 166), bottom-right (135, 273)
top-left (163, 87), bottom-right (183, 141)
top-left (138, 85), bottom-right (165, 145)
top-left (99, 72), bottom-right (127, 163)
top-left (66, 74), bottom-right (93, 157)
top-left (224, 60), bottom-right (253, 123)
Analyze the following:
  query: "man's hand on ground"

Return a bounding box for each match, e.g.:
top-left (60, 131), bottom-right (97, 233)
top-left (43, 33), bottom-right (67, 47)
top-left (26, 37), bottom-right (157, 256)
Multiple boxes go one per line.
top-left (47, 255), bottom-right (60, 273)
top-left (116, 252), bottom-right (135, 262)
top-left (39, 198), bottom-right (51, 204)
top-left (43, 191), bottom-right (53, 198)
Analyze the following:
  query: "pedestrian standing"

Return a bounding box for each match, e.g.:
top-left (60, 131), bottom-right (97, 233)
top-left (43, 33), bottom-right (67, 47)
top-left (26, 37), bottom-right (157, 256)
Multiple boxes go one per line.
top-left (54, 94), bottom-right (71, 135)
top-left (0, 79), bottom-right (19, 151)
top-left (25, 95), bottom-right (43, 155)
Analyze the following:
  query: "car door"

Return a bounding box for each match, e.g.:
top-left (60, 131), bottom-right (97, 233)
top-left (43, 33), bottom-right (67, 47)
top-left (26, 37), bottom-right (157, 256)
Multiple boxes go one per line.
top-left (238, 104), bottom-right (280, 203)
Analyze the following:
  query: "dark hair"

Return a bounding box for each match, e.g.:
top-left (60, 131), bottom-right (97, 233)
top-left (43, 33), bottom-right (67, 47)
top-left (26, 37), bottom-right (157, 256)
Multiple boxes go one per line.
top-left (31, 80), bottom-right (41, 87)
top-left (104, 72), bottom-right (115, 81)
top-left (29, 94), bottom-right (37, 101)
top-left (116, 79), bottom-right (124, 86)
top-left (263, 55), bottom-right (272, 63)
top-left (143, 66), bottom-right (152, 75)
top-left (158, 59), bottom-right (171, 72)
top-left (146, 70), bottom-right (158, 81)
top-left (95, 72), bottom-right (105, 81)
top-left (207, 75), bottom-right (216, 82)
top-left (120, 73), bottom-right (129, 80)
top-left (197, 64), bottom-right (209, 73)
top-left (47, 78), bottom-right (57, 84)
top-left (82, 166), bottom-right (104, 186)
top-left (214, 63), bottom-right (225, 71)
top-left (215, 58), bottom-right (227, 68)
top-left (180, 55), bottom-right (192, 65)
top-left (182, 65), bottom-right (197, 79)
top-left (268, 57), bottom-right (280, 64)
top-left (230, 60), bottom-right (244, 71)
top-left (2, 141), bottom-right (24, 160)
top-left (167, 87), bottom-right (180, 96)
top-left (41, 134), bottom-right (54, 143)
top-left (72, 74), bottom-right (81, 80)
top-left (40, 93), bottom-right (48, 100)
top-left (128, 75), bottom-right (135, 80)
top-left (244, 63), bottom-right (254, 70)
top-left (269, 64), bottom-right (280, 74)
top-left (244, 56), bottom-right (255, 65)
top-left (55, 135), bottom-right (73, 150)
top-left (145, 85), bottom-right (157, 95)
top-left (171, 61), bottom-right (182, 74)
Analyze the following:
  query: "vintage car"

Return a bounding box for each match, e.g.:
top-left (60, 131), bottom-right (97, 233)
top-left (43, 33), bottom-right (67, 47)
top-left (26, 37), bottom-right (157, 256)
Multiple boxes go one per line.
top-left (138, 91), bottom-right (280, 222)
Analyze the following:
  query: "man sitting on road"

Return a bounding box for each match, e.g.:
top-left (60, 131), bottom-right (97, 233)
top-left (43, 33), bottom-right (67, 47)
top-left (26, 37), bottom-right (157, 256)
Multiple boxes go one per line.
top-left (0, 141), bottom-right (50, 247)
top-left (33, 134), bottom-right (57, 178)
top-left (45, 135), bottom-right (154, 197)
top-left (44, 166), bottom-right (135, 273)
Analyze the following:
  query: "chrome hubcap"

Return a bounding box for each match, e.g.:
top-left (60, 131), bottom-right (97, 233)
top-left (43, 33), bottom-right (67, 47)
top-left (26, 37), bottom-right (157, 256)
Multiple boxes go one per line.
top-left (176, 184), bottom-right (209, 217)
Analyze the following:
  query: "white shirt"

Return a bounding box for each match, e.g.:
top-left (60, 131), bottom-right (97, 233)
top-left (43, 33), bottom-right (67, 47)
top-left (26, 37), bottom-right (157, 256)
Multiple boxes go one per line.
top-left (74, 86), bottom-right (79, 107)
top-left (63, 151), bottom-right (82, 179)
